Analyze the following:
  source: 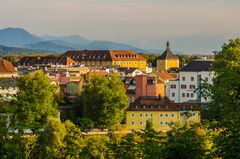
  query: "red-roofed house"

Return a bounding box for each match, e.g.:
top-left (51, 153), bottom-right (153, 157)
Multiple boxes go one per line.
top-left (0, 58), bottom-right (18, 78)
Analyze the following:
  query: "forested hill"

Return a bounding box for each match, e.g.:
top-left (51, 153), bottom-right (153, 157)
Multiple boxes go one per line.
top-left (0, 45), bottom-right (53, 54)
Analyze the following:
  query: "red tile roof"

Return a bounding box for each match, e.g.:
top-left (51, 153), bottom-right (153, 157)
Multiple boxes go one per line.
top-left (0, 58), bottom-right (16, 73)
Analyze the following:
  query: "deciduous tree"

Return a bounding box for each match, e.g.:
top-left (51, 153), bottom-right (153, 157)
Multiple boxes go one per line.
top-left (80, 74), bottom-right (128, 129)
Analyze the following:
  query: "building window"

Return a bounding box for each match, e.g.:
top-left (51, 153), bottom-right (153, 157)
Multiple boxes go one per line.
top-left (145, 114), bottom-right (148, 118)
top-left (191, 93), bottom-right (194, 97)
top-left (181, 85), bottom-right (187, 89)
top-left (182, 93), bottom-right (185, 97)
top-left (131, 113), bottom-right (135, 117)
top-left (160, 114), bottom-right (163, 118)
top-left (171, 84), bottom-right (176, 89)
top-left (172, 92), bottom-right (175, 97)
top-left (187, 93), bottom-right (189, 97)
top-left (150, 114), bottom-right (153, 117)
top-left (139, 114), bottom-right (143, 117)
top-left (182, 76), bottom-right (185, 81)
top-left (171, 114), bottom-right (175, 118)
top-left (160, 122), bottom-right (163, 126)
top-left (131, 121), bottom-right (135, 125)
top-left (189, 85), bottom-right (196, 89)
top-left (165, 114), bottom-right (168, 118)
top-left (139, 121), bottom-right (143, 125)
top-left (165, 122), bottom-right (169, 126)
top-left (191, 77), bottom-right (194, 81)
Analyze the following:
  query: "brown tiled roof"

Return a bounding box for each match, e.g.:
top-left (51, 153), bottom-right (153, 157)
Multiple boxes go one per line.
top-left (63, 50), bottom-right (146, 62)
top-left (18, 56), bottom-right (76, 66)
top-left (156, 71), bottom-right (175, 80)
top-left (0, 58), bottom-right (16, 73)
top-left (128, 96), bottom-right (201, 111)
top-left (157, 42), bottom-right (179, 60)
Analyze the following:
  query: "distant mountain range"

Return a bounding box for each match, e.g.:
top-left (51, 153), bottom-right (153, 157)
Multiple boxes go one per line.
top-left (0, 27), bottom-right (147, 54)
top-left (1, 27), bottom-right (236, 55)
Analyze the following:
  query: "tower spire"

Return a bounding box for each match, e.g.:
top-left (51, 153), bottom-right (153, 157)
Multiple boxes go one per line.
top-left (166, 41), bottom-right (170, 50)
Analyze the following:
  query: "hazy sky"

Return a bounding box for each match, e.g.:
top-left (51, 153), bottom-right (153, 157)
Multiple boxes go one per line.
top-left (0, 0), bottom-right (240, 51)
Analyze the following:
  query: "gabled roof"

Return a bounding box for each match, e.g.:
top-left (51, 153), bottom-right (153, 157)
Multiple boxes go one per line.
top-left (0, 58), bottom-right (16, 73)
top-left (180, 60), bottom-right (213, 72)
top-left (63, 50), bottom-right (146, 61)
top-left (157, 42), bottom-right (179, 60)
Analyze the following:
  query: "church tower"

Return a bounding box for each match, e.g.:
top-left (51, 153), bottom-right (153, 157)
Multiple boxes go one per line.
top-left (156, 42), bottom-right (179, 71)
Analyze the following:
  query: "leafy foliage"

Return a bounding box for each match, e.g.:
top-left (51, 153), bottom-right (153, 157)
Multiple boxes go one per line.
top-left (80, 73), bottom-right (128, 129)
top-left (14, 70), bottom-right (59, 131)
top-left (206, 38), bottom-right (240, 123)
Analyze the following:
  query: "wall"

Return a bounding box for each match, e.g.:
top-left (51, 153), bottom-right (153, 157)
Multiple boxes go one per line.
top-left (113, 60), bottom-right (146, 72)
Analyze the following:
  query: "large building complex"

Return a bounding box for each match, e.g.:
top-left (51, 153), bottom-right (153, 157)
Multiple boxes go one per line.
top-left (157, 42), bottom-right (179, 71)
top-left (63, 50), bottom-right (147, 72)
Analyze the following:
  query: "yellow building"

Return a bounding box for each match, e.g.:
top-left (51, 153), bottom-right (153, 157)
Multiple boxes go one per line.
top-left (63, 50), bottom-right (147, 72)
top-left (125, 96), bottom-right (201, 131)
top-left (157, 42), bottom-right (179, 71)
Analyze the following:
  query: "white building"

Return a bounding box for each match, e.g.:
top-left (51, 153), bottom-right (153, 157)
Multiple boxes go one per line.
top-left (117, 68), bottom-right (143, 78)
top-left (167, 60), bottom-right (214, 103)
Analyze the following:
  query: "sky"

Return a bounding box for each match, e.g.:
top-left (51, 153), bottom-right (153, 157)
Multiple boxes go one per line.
top-left (0, 0), bottom-right (240, 53)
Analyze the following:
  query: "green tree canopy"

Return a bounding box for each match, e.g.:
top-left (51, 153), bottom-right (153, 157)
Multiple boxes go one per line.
top-left (80, 73), bottom-right (128, 129)
top-left (14, 70), bottom-right (59, 131)
top-left (206, 38), bottom-right (240, 123)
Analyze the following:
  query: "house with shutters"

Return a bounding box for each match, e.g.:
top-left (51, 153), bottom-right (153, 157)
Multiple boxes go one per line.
top-left (167, 59), bottom-right (214, 103)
